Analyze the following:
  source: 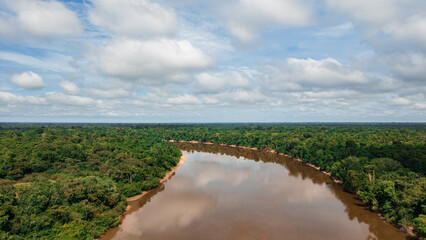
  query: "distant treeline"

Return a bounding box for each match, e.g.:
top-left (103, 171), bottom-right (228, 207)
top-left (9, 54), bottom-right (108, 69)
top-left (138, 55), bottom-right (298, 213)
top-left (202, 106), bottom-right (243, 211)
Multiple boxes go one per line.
top-left (0, 123), bottom-right (425, 238)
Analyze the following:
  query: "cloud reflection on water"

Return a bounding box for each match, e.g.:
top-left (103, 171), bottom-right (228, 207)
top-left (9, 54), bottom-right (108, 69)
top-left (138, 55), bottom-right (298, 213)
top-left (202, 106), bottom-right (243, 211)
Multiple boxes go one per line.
top-left (103, 144), bottom-right (407, 240)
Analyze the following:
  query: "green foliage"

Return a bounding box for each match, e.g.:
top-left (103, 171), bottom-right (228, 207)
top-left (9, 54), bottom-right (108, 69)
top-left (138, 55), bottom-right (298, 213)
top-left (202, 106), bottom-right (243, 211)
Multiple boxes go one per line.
top-left (0, 126), bottom-right (181, 239)
top-left (156, 123), bottom-right (425, 231)
top-left (0, 123), bottom-right (424, 238)
top-left (414, 213), bottom-right (426, 237)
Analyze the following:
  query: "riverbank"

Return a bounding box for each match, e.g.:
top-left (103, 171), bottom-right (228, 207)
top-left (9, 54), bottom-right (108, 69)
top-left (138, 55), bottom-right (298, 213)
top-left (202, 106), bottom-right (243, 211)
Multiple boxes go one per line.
top-left (169, 140), bottom-right (418, 238)
top-left (97, 153), bottom-right (186, 240)
top-left (125, 153), bottom-right (186, 211)
top-left (169, 140), bottom-right (342, 183)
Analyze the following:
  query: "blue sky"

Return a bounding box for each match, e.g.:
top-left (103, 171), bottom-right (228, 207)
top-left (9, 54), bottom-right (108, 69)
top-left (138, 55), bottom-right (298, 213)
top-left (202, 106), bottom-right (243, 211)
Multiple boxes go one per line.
top-left (0, 0), bottom-right (425, 122)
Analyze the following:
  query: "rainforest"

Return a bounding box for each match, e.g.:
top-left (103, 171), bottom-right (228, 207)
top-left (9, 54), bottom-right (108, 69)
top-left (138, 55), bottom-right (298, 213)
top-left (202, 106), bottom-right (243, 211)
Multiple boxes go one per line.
top-left (0, 123), bottom-right (425, 239)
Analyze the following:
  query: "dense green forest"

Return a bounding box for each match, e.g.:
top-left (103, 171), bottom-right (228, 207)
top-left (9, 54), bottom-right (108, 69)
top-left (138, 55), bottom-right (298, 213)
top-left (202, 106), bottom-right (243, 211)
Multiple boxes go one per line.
top-left (157, 123), bottom-right (426, 237)
top-left (0, 123), bottom-right (425, 239)
top-left (0, 126), bottom-right (181, 239)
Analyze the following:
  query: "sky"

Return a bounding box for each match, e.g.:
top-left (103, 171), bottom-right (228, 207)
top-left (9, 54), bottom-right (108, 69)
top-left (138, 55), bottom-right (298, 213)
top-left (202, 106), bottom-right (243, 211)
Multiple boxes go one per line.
top-left (0, 0), bottom-right (425, 123)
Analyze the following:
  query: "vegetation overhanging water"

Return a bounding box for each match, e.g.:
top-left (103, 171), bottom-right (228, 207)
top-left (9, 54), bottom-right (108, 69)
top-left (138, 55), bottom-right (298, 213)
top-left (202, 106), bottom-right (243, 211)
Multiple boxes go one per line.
top-left (102, 142), bottom-right (409, 240)
top-left (0, 123), bottom-right (424, 239)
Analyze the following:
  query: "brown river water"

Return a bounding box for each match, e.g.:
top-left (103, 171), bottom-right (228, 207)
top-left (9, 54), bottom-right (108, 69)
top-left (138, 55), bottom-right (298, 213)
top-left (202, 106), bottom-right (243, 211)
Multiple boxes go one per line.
top-left (101, 143), bottom-right (409, 240)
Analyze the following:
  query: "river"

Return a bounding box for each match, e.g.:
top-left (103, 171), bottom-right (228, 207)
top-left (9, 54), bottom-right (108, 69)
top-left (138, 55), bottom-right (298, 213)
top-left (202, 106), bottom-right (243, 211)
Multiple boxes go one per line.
top-left (101, 143), bottom-right (408, 240)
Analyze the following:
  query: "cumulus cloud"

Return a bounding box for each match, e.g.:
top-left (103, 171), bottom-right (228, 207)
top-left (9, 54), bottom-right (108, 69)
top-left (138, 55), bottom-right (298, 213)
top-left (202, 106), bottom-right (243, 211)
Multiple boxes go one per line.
top-left (59, 81), bottom-right (79, 95)
top-left (386, 53), bottom-right (426, 82)
top-left (134, 86), bottom-right (266, 108)
top-left (44, 92), bottom-right (96, 106)
top-left (221, 90), bottom-right (265, 104)
top-left (383, 15), bottom-right (426, 49)
top-left (0, 0), bottom-right (82, 40)
top-left (88, 0), bottom-right (177, 38)
top-left (84, 38), bottom-right (213, 83)
top-left (9, 71), bottom-right (46, 89)
top-left (1, 0), bottom-right (425, 122)
top-left (286, 58), bottom-right (368, 86)
top-left (414, 103), bottom-right (426, 109)
top-left (325, 0), bottom-right (426, 50)
top-left (391, 97), bottom-right (411, 106)
top-left (303, 90), bottom-right (359, 99)
top-left (196, 71), bottom-right (251, 93)
top-left (0, 91), bottom-right (46, 105)
top-left (325, 0), bottom-right (399, 25)
top-left (201, 90), bottom-right (266, 105)
top-left (226, 0), bottom-right (312, 45)
top-left (167, 94), bottom-right (201, 105)
top-left (196, 73), bottom-right (226, 93)
top-left (86, 88), bottom-right (133, 99)
top-left (264, 58), bottom-right (369, 91)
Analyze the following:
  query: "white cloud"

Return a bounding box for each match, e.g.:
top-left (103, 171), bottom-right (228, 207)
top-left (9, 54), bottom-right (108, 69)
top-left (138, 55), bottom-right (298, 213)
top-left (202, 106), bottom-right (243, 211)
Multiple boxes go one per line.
top-left (86, 88), bottom-right (133, 99)
top-left (60, 81), bottom-right (79, 95)
top-left (386, 53), bottom-right (426, 82)
top-left (226, 0), bottom-right (312, 45)
top-left (229, 71), bottom-right (251, 88)
top-left (325, 0), bottom-right (426, 50)
top-left (391, 97), bottom-right (411, 106)
top-left (196, 73), bottom-right (226, 93)
top-left (44, 92), bottom-right (95, 106)
top-left (325, 0), bottom-right (399, 25)
top-left (383, 15), bottom-right (426, 49)
top-left (1, 0), bottom-right (425, 122)
top-left (238, 0), bottom-right (312, 26)
top-left (88, 0), bottom-right (177, 38)
top-left (414, 103), bottom-right (426, 109)
top-left (304, 90), bottom-right (359, 99)
top-left (85, 38), bottom-right (213, 83)
top-left (202, 90), bottom-right (266, 105)
top-left (0, 51), bottom-right (75, 72)
top-left (227, 22), bottom-right (257, 45)
top-left (265, 58), bottom-right (369, 91)
top-left (0, 0), bottom-right (82, 40)
top-left (178, 23), bottom-right (234, 61)
top-left (9, 71), bottom-right (46, 89)
top-left (373, 76), bottom-right (402, 92)
top-left (196, 71), bottom-right (251, 93)
top-left (0, 91), bottom-right (46, 105)
top-left (167, 94), bottom-right (201, 105)
top-left (225, 90), bottom-right (265, 103)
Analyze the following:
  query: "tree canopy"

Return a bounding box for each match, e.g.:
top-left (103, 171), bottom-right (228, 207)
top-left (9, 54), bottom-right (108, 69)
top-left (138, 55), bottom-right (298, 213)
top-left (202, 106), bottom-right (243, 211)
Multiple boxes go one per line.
top-left (0, 123), bottom-right (424, 238)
